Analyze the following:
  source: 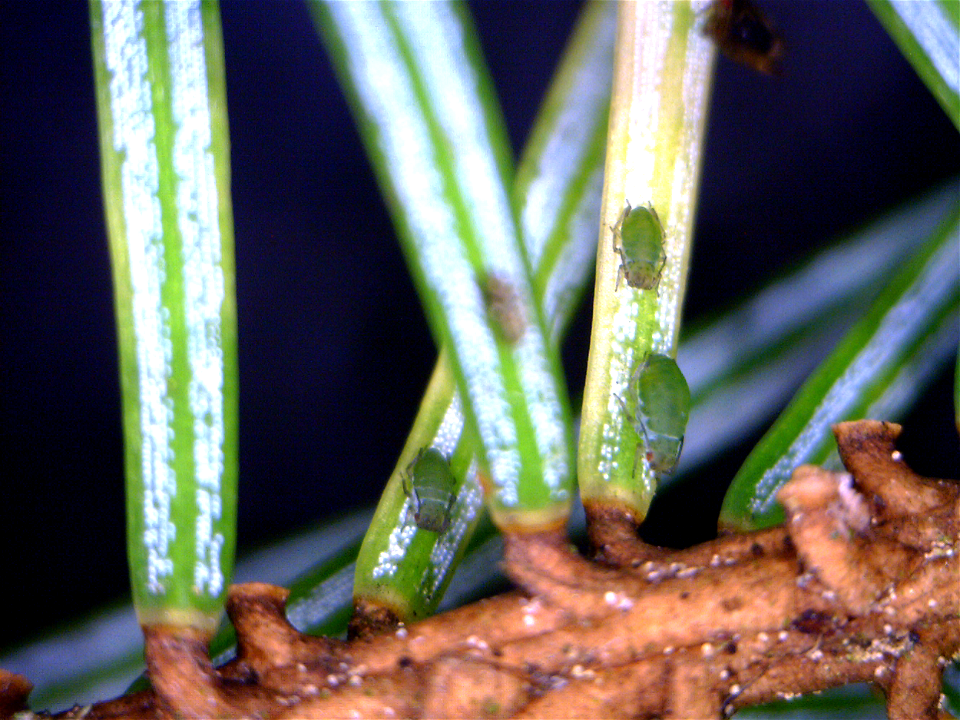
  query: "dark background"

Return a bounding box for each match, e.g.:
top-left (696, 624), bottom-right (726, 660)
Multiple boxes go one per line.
top-left (2, 0), bottom-right (958, 652)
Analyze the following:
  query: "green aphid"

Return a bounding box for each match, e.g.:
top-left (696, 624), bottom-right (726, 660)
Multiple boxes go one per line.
top-left (619, 353), bottom-right (691, 476)
top-left (611, 202), bottom-right (667, 291)
top-left (402, 447), bottom-right (457, 534)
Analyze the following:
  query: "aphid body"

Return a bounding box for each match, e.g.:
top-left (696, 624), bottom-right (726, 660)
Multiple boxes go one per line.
top-left (482, 274), bottom-right (527, 344)
top-left (611, 203), bottom-right (666, 291)
top-left (703, 0), bottom-right (783, 75)
top-left (622, 353), bottom-right (691, 475)
top-left (402, 447), bottom-right (457, 534)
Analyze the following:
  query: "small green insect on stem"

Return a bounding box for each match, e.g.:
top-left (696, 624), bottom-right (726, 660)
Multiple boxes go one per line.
top-left (611, 203), bottom-right (667, 292)
top-left (618, 353), bottom-right (691, 478)
top-left (90, 0), bottom-right (238, 635)
top-left (578, 1), bottom-right (715, 523)
top-left (402, 448), bottom-right (458, 535)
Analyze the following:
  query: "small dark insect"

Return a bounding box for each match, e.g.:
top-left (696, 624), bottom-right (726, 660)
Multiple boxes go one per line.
top-left (482, 274), bottom-right (527, 345)
top-left (704, 0), bottom-right (783, 75)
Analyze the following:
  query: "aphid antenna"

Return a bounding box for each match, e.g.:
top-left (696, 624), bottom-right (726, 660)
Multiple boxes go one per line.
top-left (664, 435), bottom-right (684, 475)
top-left (653, 253), bottom-right (667, 296)
top-left (631, 443), bottom-right (645, 481)
top-left (612, 389), bottom-right (631, 421)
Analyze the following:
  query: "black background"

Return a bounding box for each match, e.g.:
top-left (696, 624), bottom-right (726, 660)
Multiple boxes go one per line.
top-left (2, 0), bottom-right (958, 652)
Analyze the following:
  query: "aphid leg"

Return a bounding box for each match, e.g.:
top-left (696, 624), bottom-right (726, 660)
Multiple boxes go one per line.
top-left (629, 357), bottom-right (653, 478)
top-left (401, 473), bottom-right (412, 525)
top-left (611, 233), bottom-right (623, 292)
top-left (615, 358), bottom-right (647, 420)
top-left (631, 444), bottom-right (642, 480)
top-left (613, 388), bottom-right (649, 480)
top-left (445, 487), bottom-right (456, 515)
top-left (611, 201), bottom-right (633, 240)
top-left (438, 491), bottom-right (457, 535)
top-left (650, 252), bottom-right (668, 298)
top-left (610, 202), bottom-right (633, 292)
top-left (668, 436), bottom-right (685, 474)
top-left (401, 462), bottom-right (419, 527)
top-left (635, 353), bottom-right (652, 379)
top-left (632, 417), bottom-right (654, 480)
top-left (404, 487), bottom-right (421, 528)
top-left (613, 391), bottom-right (630, 418)
top-left (403, 447), bottom-right (426, 493)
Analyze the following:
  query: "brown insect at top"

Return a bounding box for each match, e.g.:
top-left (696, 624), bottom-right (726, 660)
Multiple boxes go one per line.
top-left (703, 0), bottom-right (783, 76)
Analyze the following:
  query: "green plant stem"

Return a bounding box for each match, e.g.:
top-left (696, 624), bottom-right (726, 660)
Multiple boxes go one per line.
top-left (676, 182), bottom-right (958, 477)
top-left (867, 0), bottom-right (960, 131)
top-left (350, 0), bottom-right (616, 623)
top-left (578, 1), bottom-right (716, 522)
top-left (89, 0), bottom-right (238, 634)
top-left (720, 199), bottom-right (960, 531)
top-left (311, 0), bottom-right (573, 534)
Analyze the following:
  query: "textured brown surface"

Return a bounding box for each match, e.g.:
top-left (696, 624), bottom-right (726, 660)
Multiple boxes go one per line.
top-left (4, 421), bottom-right (957, 719)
